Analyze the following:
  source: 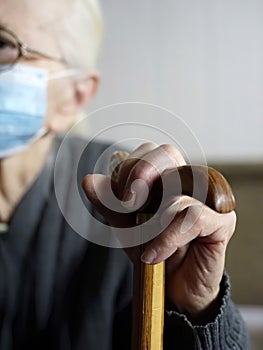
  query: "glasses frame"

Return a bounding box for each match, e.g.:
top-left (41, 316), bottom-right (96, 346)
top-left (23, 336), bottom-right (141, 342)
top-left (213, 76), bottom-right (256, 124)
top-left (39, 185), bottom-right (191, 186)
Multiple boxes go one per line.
top-left (0, 25), bottom-right (66, 70)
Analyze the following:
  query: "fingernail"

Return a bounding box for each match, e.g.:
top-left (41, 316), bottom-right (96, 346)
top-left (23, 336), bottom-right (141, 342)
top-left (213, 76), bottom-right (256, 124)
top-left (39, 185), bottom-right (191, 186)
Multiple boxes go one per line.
top-left (141, 248), bottom-right (157, 264)
top-left (121, 189), bottom-right (136, 209)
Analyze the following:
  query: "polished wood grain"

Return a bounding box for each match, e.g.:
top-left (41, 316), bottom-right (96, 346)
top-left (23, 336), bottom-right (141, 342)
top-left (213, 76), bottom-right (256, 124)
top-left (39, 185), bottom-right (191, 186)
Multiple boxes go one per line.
top-left (131, 213), bottom-right (165, 350)
top-left (159, 165), bottom-right (236, 213)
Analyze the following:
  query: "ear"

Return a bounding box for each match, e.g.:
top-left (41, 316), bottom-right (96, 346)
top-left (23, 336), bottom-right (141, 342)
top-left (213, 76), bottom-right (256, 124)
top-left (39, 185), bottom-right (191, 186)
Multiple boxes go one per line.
top-left (46, 72), bottom-right (100, 133)
top-left (58, 71), bottom-right (100, 116)
top-left (74, 72), bottom-right (100, 110)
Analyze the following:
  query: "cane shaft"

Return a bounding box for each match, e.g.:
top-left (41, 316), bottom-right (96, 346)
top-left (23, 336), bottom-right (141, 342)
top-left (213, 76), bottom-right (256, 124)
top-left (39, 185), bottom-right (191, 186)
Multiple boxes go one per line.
top-left (131, 214), bottom-right (165, 350)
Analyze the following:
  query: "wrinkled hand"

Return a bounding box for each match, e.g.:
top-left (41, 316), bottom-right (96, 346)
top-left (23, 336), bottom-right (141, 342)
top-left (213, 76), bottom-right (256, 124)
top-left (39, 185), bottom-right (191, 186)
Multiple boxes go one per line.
top-left (82, 143), bottom-right (236, 321)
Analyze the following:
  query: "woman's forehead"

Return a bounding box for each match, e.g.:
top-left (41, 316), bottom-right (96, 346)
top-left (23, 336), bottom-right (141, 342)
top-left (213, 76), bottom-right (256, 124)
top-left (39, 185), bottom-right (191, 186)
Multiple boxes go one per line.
top-left (0, 0), bottom-right (67, 54)
top-left (0, 0), bottom-right (68, 32)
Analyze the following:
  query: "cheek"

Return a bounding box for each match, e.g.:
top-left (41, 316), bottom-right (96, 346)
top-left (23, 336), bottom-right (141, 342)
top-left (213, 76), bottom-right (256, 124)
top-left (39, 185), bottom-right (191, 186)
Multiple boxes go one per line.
top-left (44, 81), bottom-right (60, 125)
top-left (44, 79), bottom-right (77, 132)
top-left (47, 79), bottom-right (69, 110)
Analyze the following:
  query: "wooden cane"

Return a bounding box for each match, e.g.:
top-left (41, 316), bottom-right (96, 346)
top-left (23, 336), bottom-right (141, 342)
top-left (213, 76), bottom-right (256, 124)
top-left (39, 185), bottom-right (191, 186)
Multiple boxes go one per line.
top-left (110, 152), bottom-right (236, 350)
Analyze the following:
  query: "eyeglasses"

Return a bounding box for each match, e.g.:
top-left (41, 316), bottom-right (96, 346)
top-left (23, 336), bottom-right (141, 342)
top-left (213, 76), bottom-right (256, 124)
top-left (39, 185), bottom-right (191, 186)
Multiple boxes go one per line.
top-left (0, 25), bottom-right (66, 72)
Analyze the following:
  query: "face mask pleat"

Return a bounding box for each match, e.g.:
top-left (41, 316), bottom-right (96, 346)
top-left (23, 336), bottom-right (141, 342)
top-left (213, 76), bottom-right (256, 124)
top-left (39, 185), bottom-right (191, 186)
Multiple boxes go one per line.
top-left (0, 64), bottom-right (48, 158)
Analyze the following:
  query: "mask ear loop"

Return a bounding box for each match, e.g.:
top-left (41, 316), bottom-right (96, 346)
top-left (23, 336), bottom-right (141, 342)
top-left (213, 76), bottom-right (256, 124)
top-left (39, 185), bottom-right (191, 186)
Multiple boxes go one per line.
top-left (49, 68), bottom-right (87, 80)
top-left (31, 126), bottom-right (50, 143)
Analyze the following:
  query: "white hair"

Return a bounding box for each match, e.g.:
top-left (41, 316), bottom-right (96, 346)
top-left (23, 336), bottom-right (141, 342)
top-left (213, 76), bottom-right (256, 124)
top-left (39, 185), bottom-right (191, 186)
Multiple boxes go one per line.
top-left (46, 0), bottom-right (103, 70)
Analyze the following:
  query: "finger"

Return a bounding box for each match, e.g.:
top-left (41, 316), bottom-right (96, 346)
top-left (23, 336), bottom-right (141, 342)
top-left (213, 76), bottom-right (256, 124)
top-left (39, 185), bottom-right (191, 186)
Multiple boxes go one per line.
top-left (82, 174), bottom-right (135, 227)
top-left (161, 195), bottom-right (236, 240)
top-left (115, 142), bottom-right (158, 195)
top-left (141, 197), bottom-right (236, 264)
top-left (120, 144), bottom-right (186, 210)
top-left (128, 142), bottom-right (159, 158)
top-left (82, 174), bottom-right (118, 215)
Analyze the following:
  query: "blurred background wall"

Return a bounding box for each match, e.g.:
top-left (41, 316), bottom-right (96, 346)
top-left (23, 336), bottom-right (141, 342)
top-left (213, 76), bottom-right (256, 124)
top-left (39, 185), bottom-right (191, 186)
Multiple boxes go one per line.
top-left (85, 0), bottom-right (263, 163)
top-left (79, 1), bottom-right (263, 347)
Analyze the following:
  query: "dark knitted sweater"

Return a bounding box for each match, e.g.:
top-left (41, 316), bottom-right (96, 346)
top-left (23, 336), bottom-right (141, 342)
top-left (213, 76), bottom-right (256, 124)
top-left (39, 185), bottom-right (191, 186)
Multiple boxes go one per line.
top-left (0, 136), bottom-right (249, 349)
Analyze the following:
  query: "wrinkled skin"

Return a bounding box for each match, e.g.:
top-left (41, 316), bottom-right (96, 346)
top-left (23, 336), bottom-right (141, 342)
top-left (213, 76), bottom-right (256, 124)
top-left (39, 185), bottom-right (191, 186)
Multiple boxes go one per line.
top-left (83, 142), bottom-right (236, 323)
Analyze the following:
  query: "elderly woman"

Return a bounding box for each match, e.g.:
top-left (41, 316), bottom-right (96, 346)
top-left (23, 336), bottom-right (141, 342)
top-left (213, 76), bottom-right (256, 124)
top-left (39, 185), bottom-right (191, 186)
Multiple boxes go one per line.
top-left (0, 0), bottom-right (248, 349)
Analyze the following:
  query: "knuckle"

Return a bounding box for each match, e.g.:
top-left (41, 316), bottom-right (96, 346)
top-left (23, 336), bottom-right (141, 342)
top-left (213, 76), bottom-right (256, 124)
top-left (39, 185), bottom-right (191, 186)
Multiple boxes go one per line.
top-left (141, 142), bottom-right (158, 149)
top-left (159, 143), bottom-right (178, 155)
top-left (159, 144), bottom-right (185, 165)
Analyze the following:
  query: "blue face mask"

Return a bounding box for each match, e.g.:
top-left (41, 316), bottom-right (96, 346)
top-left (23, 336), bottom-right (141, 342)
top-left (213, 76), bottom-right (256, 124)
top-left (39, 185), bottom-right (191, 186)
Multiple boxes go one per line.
top-left (0, 64), bottom-right (48, 158)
